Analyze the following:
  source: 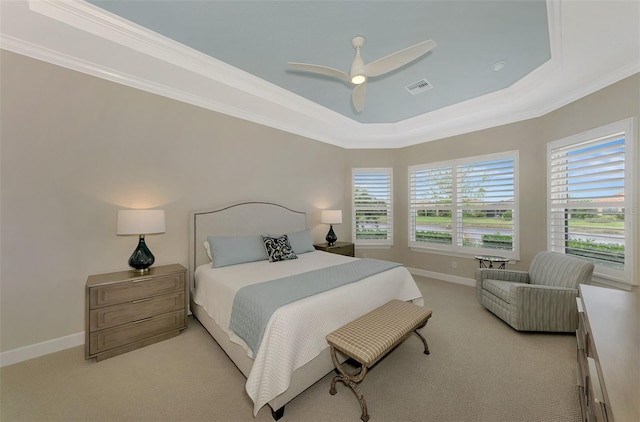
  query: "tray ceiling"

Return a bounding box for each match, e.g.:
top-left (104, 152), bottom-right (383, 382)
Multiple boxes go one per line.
top-left (1, 1), bottom-right (639, 148)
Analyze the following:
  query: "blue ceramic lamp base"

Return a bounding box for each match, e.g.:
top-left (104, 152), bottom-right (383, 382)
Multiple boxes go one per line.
top-left (128, 235), bottom-right (155, 273)
top-left (326, 224), bottom-right (337, 246)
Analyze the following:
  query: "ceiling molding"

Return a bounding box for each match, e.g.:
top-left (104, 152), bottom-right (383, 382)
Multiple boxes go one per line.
top-left (26, 0), bottom-right (355, 123)
top-left (2, 0), bottom-right (638, 149)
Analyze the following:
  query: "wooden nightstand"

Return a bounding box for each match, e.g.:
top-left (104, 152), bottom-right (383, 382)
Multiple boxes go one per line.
top-left (85, 264), bottom-right (188, 361)
top-left (314, 241), bottom-right (355, 257)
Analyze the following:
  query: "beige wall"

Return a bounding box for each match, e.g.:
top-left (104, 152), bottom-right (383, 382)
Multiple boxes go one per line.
top-left (0, 51), bottom-right (346, 352)
top-left (1, 49), bottom-right (638, 354)
top-left (347, 74), bottom-right (640, 285)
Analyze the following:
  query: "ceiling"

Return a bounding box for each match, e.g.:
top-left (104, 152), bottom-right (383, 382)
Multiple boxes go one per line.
top-left (1, 1), bottom-right (639, 148)
top-left (86, 0), bottom-right (552, 124)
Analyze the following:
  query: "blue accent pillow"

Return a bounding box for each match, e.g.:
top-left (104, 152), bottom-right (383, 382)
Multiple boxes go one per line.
top-left (261, 235), bottom-right (298, 263)
top-left (207, 235), bottom-right (268, 268)
top-left (285, 229), bottom-right (315, 254)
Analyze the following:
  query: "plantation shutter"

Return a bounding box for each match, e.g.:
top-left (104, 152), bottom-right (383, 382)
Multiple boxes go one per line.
top-left (456, 157), bottom-right (515, 250)
top-left (408, 151), bottom-right (518, 258)
top-left (409, 165), bottom-right (452, 245)
top-left (352, 169), bottom-right (393, 246)
top-left (548, 132), bottom-right (627, 272)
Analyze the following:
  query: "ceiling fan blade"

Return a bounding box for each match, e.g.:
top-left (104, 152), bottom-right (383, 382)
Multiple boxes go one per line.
top-left (288, 62), bottom-right (349, 82)
top-left (363, 39), bottom-right (437, 77)
top-left (352, 82), bottom-right (367, 112)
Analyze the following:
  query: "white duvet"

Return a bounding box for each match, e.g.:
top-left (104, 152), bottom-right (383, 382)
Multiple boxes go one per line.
top-left (193, 251), bottom-right (423, 415)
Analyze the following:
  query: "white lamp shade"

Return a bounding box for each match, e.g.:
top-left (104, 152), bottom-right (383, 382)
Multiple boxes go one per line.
top-left (117, 210), bottom-right (166, 235)
top-left (321, 209), bottom-right (342, 225)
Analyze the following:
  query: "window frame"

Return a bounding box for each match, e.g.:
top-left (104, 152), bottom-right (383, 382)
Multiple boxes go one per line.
top-left (546, 118), bottom-right (637, 286)
top-left (408, 150), bottom-right (519, 260)
top-left (352, 168), bottom-right (393, 248)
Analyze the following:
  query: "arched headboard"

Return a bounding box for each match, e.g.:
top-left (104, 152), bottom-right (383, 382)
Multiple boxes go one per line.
top-left (188, 202), bottom-right (307, 290)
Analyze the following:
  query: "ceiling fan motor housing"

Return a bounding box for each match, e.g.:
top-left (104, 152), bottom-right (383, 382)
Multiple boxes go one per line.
top-left (349, 36), bottom-right (367, 84)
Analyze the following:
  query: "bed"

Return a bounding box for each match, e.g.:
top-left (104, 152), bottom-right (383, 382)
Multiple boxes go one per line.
top-left (188, 202), bottom-right (423, 419)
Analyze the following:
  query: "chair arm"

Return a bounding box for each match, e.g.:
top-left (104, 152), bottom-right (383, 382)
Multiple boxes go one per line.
top-left (476, 268), bottom-right (530, 284)
top-left (511, 284), bottom-right (579, 332)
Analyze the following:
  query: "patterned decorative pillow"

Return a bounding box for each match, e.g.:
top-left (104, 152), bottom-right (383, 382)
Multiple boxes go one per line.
top-left (261, 234), bottom-right (298, 263)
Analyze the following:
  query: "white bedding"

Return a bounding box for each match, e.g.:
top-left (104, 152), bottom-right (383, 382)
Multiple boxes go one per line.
top-left (193, 250), bottom-right (423, 415)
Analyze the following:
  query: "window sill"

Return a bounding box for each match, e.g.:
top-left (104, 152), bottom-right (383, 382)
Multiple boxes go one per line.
top-left (354, 244), bottom-right (392, 250)
top-left (591, 274), bottom-right (637, 291)
top-left (409, 246), bottom-right (519, 262)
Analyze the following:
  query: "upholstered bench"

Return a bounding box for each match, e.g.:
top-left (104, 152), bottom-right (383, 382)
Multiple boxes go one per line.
top-left (325, 299), bottom-right (432, 422)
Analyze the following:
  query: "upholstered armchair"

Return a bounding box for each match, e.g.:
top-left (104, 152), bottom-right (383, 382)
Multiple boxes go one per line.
top-left (476, 252), bottom-right (594, 332)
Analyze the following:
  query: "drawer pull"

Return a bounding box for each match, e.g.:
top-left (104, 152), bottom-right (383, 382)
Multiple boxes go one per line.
top-left (576, 329), bottom-right (585, 350)
top-left (576, 297), bottom-right (584, 313)
top-left (576, 361), bottom-right (584, 387)
top-left (587, 357), bottom-right (605, 404)
top-left (132, 297), bottom-right (153, 304)
top-left (132, 277), bottom-right (153, 283)
top-left (132, 317), bottom-right (153, 324)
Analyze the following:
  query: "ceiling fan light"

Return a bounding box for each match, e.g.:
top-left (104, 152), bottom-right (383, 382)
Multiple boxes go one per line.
top-left (351, 74), bottom-right (366, 85)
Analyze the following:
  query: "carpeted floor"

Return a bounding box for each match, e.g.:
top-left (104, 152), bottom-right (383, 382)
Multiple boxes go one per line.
top-left (0, 276), bottom-right (581, 422)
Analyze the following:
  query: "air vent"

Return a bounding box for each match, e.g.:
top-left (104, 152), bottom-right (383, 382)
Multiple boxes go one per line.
top-left (405, 79), bottom-right (433, 95)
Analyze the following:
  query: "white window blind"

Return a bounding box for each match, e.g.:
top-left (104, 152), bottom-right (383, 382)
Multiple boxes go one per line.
top-left (409, 165), bottom-right (453, 245)
top-left (352, 168), bottom-right (393, 246)
top-left (548, 118), bottom-right (635, 284)
top-left (409, 151), bottom-right (518, 259)
top-left (457, 157), bottom-right (516, 251)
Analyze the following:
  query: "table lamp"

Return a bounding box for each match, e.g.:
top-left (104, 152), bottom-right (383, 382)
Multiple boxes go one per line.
top-left (321, 210), bottom-right (342, 246)
top-left (117, 209), bottom-right (165, 273)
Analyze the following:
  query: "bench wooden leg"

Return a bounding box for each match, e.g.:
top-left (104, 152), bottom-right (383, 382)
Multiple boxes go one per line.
top-left (329, 346), bottom-right (370, 422)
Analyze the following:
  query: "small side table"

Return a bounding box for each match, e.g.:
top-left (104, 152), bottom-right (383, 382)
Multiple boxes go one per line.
top-left (314, 241), bottom-right (355, 257)
top-left (475, 255), bottom-right (509, 269)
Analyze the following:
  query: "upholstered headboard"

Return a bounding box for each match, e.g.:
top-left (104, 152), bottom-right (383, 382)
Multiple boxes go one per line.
top-left (188, 202), bottom-right (307, 290)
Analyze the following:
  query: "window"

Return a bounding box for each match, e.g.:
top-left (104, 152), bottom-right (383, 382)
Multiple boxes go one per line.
top-left (547, 118), bottom-right (636, 284)
top-left (352, 168), bottom-right (393, 247)
top-left (409, 151), bottom-right (519, 259)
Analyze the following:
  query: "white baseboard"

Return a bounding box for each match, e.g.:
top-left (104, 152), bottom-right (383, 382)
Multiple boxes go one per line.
top-left (0, 331), bottom-right (84, 368)
top-left (408, 267), bottom-right (476, 287)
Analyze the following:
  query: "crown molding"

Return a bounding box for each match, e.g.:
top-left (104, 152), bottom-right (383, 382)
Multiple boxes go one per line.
top-left (1, 0), bottom-right (637, 149)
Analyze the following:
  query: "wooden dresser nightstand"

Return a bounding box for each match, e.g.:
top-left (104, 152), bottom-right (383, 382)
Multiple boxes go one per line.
top-left (576, 284), bottom-right (639, 422)
top-left (85, 264), bottom-right (188, 361)
top-left (314, 241), bottom-right (355, 257)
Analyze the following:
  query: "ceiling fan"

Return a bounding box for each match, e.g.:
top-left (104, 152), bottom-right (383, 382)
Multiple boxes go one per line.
top-left (288, 36), bottom-right (437, 113)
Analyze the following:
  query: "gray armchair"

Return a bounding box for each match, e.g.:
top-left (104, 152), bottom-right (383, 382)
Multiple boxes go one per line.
top-left (476, 252), bottom-right (594, 332)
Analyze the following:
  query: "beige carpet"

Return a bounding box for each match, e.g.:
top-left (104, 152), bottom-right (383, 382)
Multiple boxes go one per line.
top-left (1, 277), bottom-right (581, 422)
